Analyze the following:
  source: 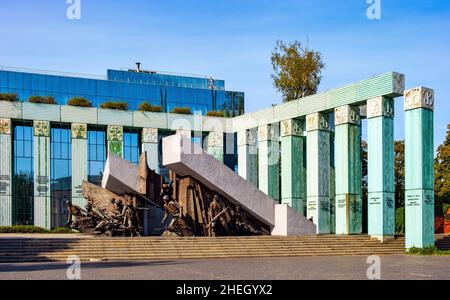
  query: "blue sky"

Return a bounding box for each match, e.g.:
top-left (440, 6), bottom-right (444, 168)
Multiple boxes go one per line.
top-left (0, 0), bottom-right (449, 150)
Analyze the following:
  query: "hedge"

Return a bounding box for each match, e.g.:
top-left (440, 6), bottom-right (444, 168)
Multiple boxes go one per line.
top-left (100, 101), bottom-right (128, 110)
top-left (171, 107), bottom-right (192, 115)
top-left (138, 102), bottom-right (162, 112)
top-left (67, 97), bottom-right (93, 107)
top-left (28, 95), bottom-right (56, 104)
top-left (0, 93), bottom-right (18, 102)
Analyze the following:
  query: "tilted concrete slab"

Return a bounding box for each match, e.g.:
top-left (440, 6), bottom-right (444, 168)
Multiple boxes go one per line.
top-left (102, 153), bottom-right (144, 196)
top-left (163, 133), bottom-right (316, 236)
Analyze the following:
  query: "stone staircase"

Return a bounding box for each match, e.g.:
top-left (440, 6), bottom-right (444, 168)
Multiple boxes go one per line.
top-left (0, 235), bottom-right (406, 263)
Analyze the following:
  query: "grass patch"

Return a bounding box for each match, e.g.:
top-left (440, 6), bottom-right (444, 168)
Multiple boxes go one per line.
top-left (408, 246), bottom-right (450, 255)
top-left (0, 225), bottom-right (75, 234)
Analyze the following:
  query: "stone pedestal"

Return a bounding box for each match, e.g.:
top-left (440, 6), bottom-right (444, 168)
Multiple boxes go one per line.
top-left (71, 123), bottom-right (88, 207)
top-left (107, 125), bottom-right (123, 157)
top-left (281, 119), bottom-right (306, 214)
top-left (306, 113), bottom-right (331, 234)
top-left (367, 97), bottom-right (395, 241)
top-left (207, 132), bottom-right (224, 163)
top-left (142, 128), bottom-right (159, 173)
top-left (258, 124), bottom-right (280, 202)
top-left (33, 120), bottom-right (51, 229)
top-left (334, 106), bottom-right (362, 235)
top-left (404, 87), bottom-right (435, 249)
top-left (237, 129), bottom-right (258, 186)
top-left (0, 119), bottom-right (12, 226)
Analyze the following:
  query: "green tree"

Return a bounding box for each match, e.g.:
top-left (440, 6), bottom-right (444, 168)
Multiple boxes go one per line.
top-left (394, 140), bottom-right (405, 208)
top-left (271, 40), bottom-right (325, 102)
top-left (435, 124), bottom-right (450, 216)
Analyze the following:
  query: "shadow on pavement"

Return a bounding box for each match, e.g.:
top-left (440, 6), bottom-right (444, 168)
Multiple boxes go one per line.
top-left (0, 260), bottom-right (185, 273)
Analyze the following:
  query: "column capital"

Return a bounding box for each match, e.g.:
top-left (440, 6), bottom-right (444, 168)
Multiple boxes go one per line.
top-left (0, 118), bottom-right (11, 135)
top-left (334, 105), bottom-right (360, 126)
top-left (258, 124), bottom-right (279, 141)
top-left (71, 123), bottom-right (87, 139)
top-left (207, 132), bottom-right (224, 147)
top-left (306, 112), bottom-right (329, 131)
top-left (142, 128), bottom-right (158, 144)
top-left (107, 125), bottom-right (123, 142)
top-left (404, 87), bottom-right (434, 111)
top-left (280, 119), bottom-right (304, 137)
top-left (367, 97), bottom-right (394, 119)
top-left (33, 120), bottom-right (50, 137)
top-left (237, 129), bottom-right (257, 146)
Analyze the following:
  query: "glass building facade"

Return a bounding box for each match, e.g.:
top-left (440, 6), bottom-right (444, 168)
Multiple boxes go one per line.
top-left (87, 126), bottom-right (107, 186)
top-left (0, 67), bottom-right (244, 116)
top-left (123, 128), bottom-right (140, 165)
top-left (12, 121), bottom-right (34, 225)
top-left (50, 124), bottom-right (72, 228)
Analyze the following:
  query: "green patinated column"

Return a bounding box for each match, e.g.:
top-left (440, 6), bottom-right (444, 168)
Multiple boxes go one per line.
top-left (258, 124), bottom-right (280, 202)
top-left (33, 120), bottom-right (51, 229)
top-left (334, 105), bottom-right (362, 235)
top-left (71, 123), bottom-right (88, 207)
top-left (237, 129), bottom-right (258, 186)
top-left (404, 87), bottom-right (435, 249)
top-left (207, 132), bottom-right (224, 163)
top-left (367, 97), bottom-right (395, 241)
top-left (0, 119), bottom-right (12, 226)
top-left (107, 125), bottom-right (123, 157)
top-left (306, 112), bottom-right (330, 233)
top-left (281, 119), bottom-right (306, 214)
top-left (329, 131), bottom-right (336, 233)
top-left (142, 128), bottom-right (159, 173)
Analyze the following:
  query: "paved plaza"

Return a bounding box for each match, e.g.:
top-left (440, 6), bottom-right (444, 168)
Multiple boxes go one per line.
top-left (0, 255), bottom-right (449, 280)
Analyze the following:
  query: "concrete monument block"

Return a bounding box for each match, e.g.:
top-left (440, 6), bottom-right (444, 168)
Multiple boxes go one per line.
top-left (163, 133), bottom-right (316, 235)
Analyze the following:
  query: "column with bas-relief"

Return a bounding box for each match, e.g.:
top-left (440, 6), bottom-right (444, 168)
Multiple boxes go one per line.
top-left (367, 97), bottom-right (395, 241)
top-left (0, 119), bottom-right (12, 226)
top-left (71, 123), bottom-right (88, 207)
top-left (33, 120), bottom-right (51, 229)
top-left (334, 106), bottom-right (362, 235)
top-left (306, 113), bottom-right (331, 233)
top-left (237, 129), bottom-right (258, 186)
top-left (404, 87), bottom-right (435, 249)
top-left (281, 119), bottom-right (306, 214)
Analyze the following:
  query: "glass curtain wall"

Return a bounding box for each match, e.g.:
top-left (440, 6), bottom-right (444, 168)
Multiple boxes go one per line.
top-left (87, 126), bottom-right (106, 186)
top-left (123, 128), bottom-right (140, 165)
top-left (12, 121), bottom-right (34, 225)
top-left (50, 124), bottom-right (72, 228)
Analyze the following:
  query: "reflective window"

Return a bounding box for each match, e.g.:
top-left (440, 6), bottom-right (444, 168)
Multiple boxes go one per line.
top-left (123, 128), bottom-right (140, 165)
top-left (50, 124), bottom-right (72, 228)
top-left (12, 121), bottom-right (34, 225)
top-left (87, 126), bottom-right (106, 186)
top-left (0, 70), bottom-right (244, 116)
